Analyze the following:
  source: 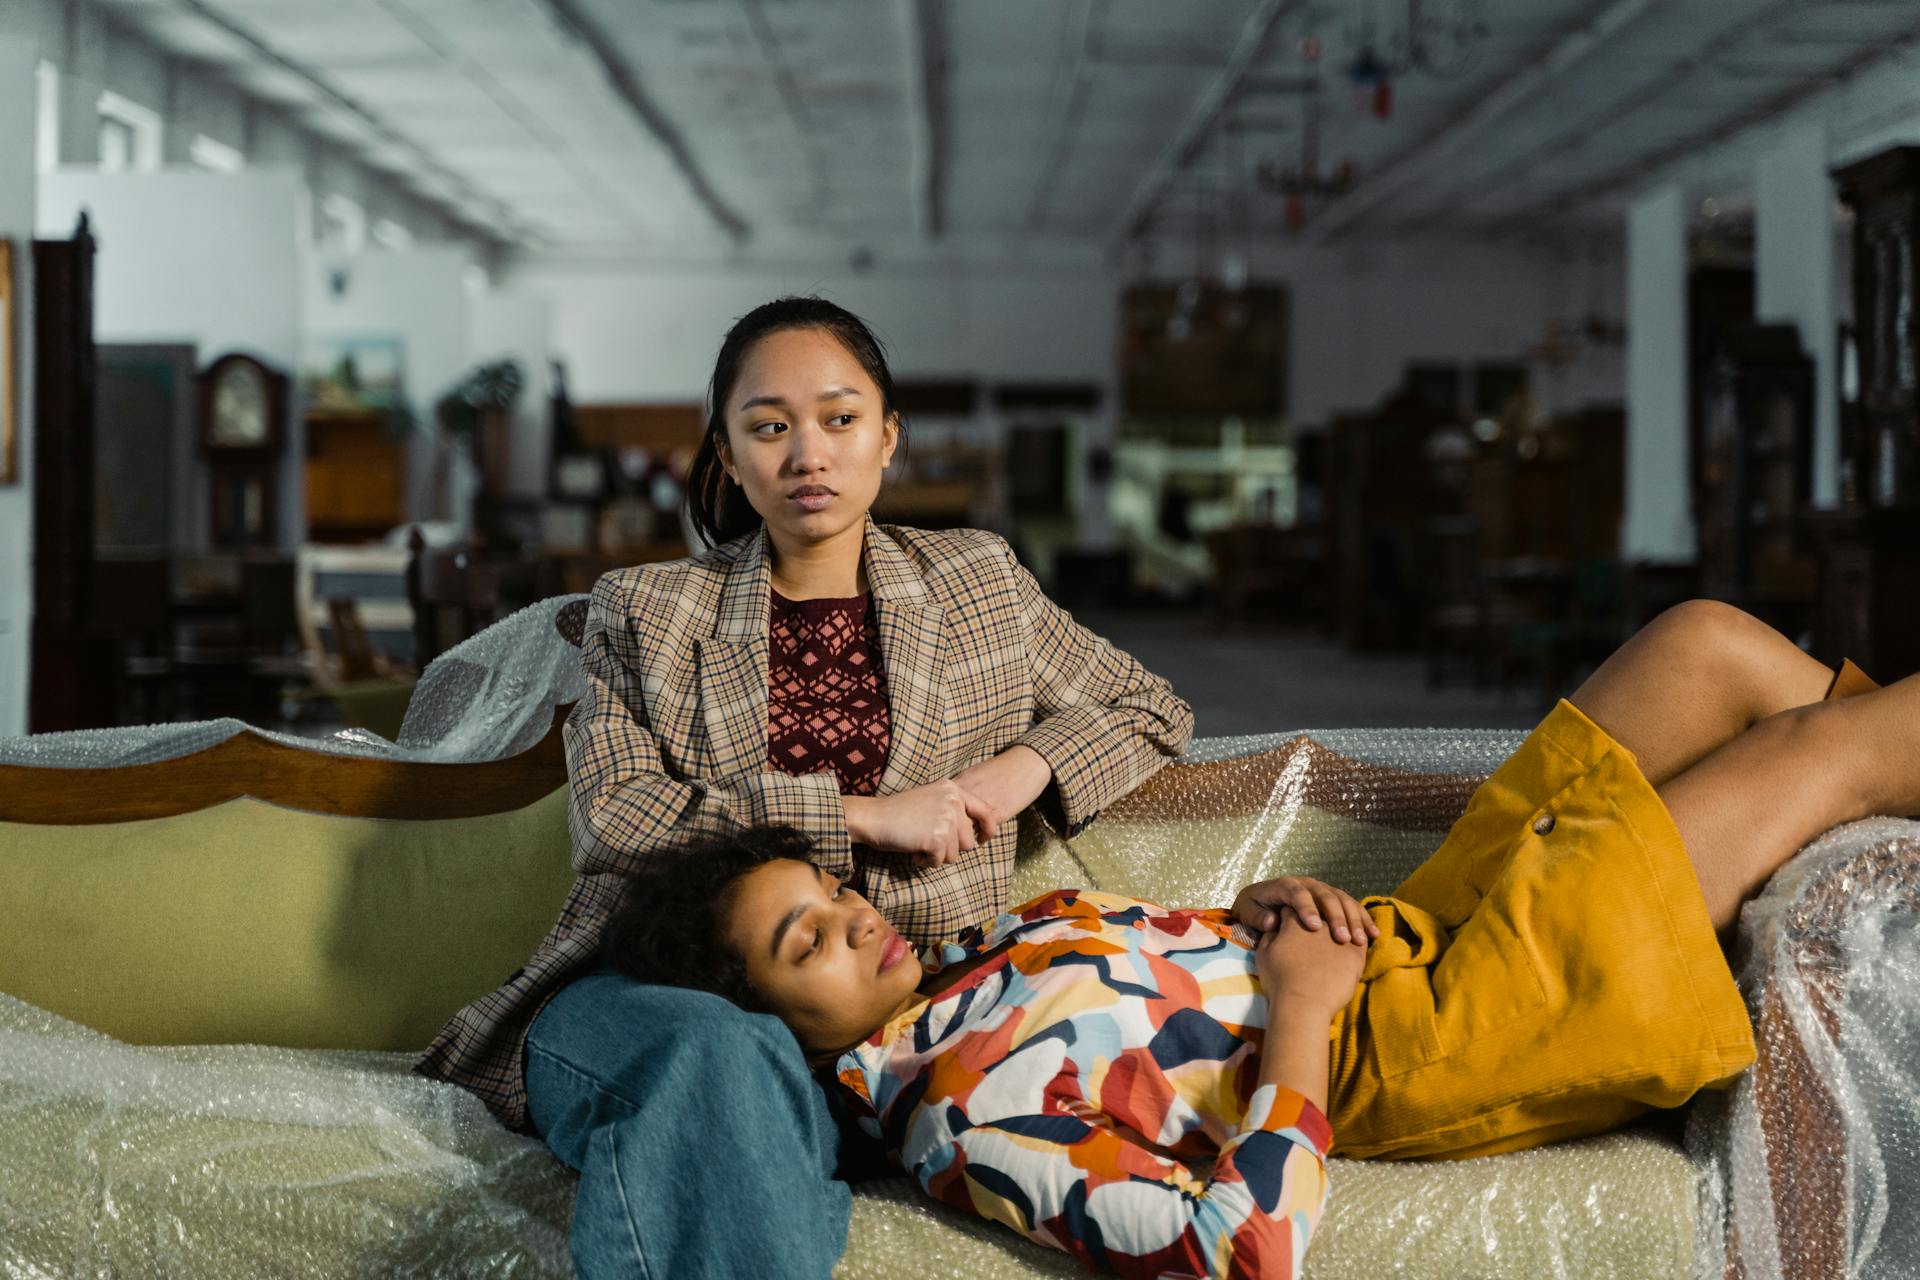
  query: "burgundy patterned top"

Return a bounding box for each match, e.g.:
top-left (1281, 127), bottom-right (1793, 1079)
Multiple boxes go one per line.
top-left (767, 589), bottom-right (892, 797)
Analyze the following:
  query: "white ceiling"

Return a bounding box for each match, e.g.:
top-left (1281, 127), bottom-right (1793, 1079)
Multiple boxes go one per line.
top-left (90, 0), bottom-right (1920, 257)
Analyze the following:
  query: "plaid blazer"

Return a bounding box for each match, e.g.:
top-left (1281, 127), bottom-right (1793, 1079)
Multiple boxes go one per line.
top-left (415, 518), bottom-right (1193, 1132)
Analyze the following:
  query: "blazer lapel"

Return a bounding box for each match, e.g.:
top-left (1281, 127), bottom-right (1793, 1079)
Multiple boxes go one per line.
top-left (865, 519), bottom-right (949, 796)
top-left (697, 527), bottom-right (773, 779)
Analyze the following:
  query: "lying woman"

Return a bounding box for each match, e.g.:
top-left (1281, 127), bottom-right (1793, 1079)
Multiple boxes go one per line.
top-left (601, 644), bottom-right (1913, 1277)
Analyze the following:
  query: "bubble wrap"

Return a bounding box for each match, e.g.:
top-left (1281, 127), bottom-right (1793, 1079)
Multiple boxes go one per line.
top-left (3, 612), bottom-right (1906, 1277)
top-left (1688, 815), bottom-right (1920, 1280)
top-left (0, 993), bottom-right (573, 1278)
top-left (0, 595), bottom-right (590, 768)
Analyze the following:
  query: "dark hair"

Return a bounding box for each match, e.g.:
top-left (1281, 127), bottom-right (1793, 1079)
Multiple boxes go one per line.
top-left (600, 825), bottom-right (818, 1010)
top-left (685, 296), bottom-right (906, 548)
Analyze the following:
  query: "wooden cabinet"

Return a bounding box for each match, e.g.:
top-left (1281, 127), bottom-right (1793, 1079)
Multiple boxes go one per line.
top-left (304, 410), bottom-right (406, 542)
top-left (1836, 146), bottom-right (1920, 507)
top-left (1813, 147), bottom-right (1920, 679)
top-left (1696, 324), bottom-right (1816, 620)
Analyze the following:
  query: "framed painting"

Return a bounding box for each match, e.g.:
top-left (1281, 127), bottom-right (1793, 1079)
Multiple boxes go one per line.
top-left (0, 238), bottom-right (14, 485)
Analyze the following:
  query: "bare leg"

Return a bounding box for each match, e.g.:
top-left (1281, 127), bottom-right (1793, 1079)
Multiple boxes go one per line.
top-left (1568, 600), bottom-right (1834, 787)
top-left (1658, 674), bottom-right (1920, 933)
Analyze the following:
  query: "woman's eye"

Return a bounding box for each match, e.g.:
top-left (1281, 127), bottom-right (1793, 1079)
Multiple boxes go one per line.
top-left (809, 928), bottom-right (823, 954)
top-left (754, 420), bottom-right (787, 435)
top-left (828, 413), bottom-right (855, 427)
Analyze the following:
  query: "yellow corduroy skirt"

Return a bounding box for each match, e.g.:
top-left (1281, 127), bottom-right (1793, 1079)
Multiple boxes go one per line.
top-left (1326, 698), bottom-right (1757, 1160)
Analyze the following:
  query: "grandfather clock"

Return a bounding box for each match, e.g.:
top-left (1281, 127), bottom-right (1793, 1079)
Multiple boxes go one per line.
top-left (1808, 147), bottom-right (1920, 680)
top-left (197, 352), bottom-right (288, 549)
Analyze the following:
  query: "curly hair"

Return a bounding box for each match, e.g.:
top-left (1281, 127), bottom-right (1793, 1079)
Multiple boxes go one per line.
top-left (599, 825), bottom-right (818, 1011)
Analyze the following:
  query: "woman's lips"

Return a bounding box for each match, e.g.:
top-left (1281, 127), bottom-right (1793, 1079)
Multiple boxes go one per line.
top-left (878, 932), bottom-right (909, 974)
top-left (790, 489), bottom-right (835, 512)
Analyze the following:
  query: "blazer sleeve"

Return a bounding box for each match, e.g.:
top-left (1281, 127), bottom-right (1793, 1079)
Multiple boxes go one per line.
top-left (1005, 541), bottom-right (1194, 835)
top-left (914, 1084), bottom-right (1332, 1279)
top-left (563, 572), bottom-right (854, 877)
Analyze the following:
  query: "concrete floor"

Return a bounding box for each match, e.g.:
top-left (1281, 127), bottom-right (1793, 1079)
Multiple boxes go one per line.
top-left (1073, 608), bottom-right (1550, 740)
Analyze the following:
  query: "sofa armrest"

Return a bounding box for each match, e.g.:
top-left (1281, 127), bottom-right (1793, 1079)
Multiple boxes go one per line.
top-left (1715, 820), bottom-right (1920, 1280)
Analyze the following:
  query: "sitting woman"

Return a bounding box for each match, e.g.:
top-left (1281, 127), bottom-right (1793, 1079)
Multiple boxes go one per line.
top-left (603, 650), bottom-right (1915, 1278)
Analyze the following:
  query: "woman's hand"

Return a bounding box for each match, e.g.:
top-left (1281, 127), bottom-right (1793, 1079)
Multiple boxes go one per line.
top-left (843, 782), bottom-right (1000, 868)
top-left (950, 745), bottom-right (1054, 832)
top-left (1233, 876), bottom-right (1377, 946)
top-left (1256, 908), bottom-right (1368, 1022)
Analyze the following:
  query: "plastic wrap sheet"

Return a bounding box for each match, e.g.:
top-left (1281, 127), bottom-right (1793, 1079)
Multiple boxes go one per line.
top-left (0, 595), bottom-right (589, 768)
top-left (0, 720), bottom-right (1734, 1277)
top-left (0, 993), bottom-right (573, 1279)
top-left (840, 1129), bottom-right (1710, 1280)
top-left (1688, 816), bottom-right (1920, 1280)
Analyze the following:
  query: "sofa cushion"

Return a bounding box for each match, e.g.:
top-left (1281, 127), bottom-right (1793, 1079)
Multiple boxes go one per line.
top-left (0, 786), bottom-right (574, 1051)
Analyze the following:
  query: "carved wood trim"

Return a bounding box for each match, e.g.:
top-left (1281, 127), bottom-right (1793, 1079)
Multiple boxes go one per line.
top-left (0, 705), bottom-right (572, 825)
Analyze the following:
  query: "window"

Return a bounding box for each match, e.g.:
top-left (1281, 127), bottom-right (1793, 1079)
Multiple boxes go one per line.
top-left (189, 134), bottom-right (245, 173)
top-left (96, 90), bottom-right (162, 173)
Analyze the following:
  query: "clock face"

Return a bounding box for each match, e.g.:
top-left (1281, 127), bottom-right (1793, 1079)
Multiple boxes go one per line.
top-left (209, 362), bottom-right (270, 448)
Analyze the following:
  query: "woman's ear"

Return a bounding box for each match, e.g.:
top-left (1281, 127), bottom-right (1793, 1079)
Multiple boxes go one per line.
top-left (713, 431), bottom-right (739, 484)
top-left (880, 414), bottom-right (900, 471)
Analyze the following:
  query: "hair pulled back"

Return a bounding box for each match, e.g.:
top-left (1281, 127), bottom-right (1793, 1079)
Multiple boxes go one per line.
top-left (685, 296), bottom-right (905, 549)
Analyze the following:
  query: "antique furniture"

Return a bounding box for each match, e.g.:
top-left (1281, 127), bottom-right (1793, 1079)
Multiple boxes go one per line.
top-left (304, 407), bottom-right (408, 543)
top-left (1694, 324), bottom-right (1816, 635)
top-left (0, 602), bottom-right (1908, 1277)
top-left (29, 213), bottom-right (105, 732)
top-left (198, 352), bottom-right (290, 551)
top-left (1813, 147), bottom-right (1920, 681)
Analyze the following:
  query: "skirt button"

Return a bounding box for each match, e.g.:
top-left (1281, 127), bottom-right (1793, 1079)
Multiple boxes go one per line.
top-left (1532, 813), bottom-right (1556, 836)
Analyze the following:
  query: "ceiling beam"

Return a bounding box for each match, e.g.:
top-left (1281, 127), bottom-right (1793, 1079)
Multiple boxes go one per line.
top-left (535, 0), bottom-right (750, 243)
top-left (372, 0), bottom-right (656, 245)
top-left (904, 0), bottom-right (950, 240)
top-left (162, 0), bottom-right (525, 244)
top-left (737, 0), bottom-right (826, 207)
top-left (1494, 13), bottom-right (1920, 231)
top-left (1391, 0), bottom-right (1809, 234)
top-left (1309, 0), bottom-right (1658, 241)
top-left (1024, 0), bottom-right (1102, 233)
top-left (1108, 0), bottom-right (1301, 249)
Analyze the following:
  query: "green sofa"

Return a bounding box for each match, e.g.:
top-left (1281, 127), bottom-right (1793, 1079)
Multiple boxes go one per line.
top-left (0, 723), bottom-right (1715, 1278)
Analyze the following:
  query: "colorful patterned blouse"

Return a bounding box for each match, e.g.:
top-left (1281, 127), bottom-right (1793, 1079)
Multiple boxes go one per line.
top-left (834, 889), bottom-right (1332, 1278)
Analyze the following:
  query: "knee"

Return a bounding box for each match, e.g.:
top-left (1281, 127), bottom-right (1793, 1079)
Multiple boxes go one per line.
top-left (1644, 599), bottom-right (1758, 656)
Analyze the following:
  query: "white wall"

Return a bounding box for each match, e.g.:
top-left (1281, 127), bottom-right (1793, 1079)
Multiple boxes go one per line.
top-left (508, 258), bottom-right (1120, 402)
top-left (0, 36), bottom-right (41, 737)
top-left (37, 167), bottom-right (306, 550)
top-left (303, 246), bottom-right (474, 526)
top-left (1625, 185), bottom-right (1693, 563)
top-left (1755, 122), bottom-right (1840, 509)
top-left (511, 231), bottom-right (1624, 431)
top-left (1243, 233), bottom-right (1624, 426)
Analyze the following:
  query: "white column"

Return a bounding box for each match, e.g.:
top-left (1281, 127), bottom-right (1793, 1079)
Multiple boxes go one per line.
top-left (1755, 122), bottom-right (1840, 509)
top-left (1624, 184), bottom-right (1694, 562)
top-left (0, 34), bottom-right (41, 736)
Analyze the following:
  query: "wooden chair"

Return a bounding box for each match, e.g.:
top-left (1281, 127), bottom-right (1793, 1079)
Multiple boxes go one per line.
top-left (405, 528), bottom-right (501, 669)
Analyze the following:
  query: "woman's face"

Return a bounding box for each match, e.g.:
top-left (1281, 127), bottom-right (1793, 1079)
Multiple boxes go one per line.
top-left (716, 327), bottom-right (899, 553)
top-left (721, 858), bottom-right (924, 1056)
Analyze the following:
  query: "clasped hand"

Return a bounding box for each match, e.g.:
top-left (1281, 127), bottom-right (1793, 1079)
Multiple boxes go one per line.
top-left (1236, 876), bottom-right (1375, 1019)
top-left (842, 746), bottom-right (1053, 868)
